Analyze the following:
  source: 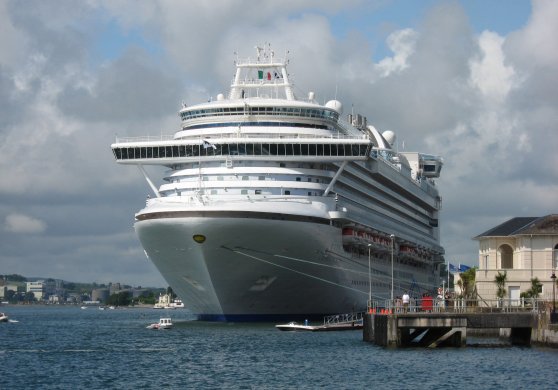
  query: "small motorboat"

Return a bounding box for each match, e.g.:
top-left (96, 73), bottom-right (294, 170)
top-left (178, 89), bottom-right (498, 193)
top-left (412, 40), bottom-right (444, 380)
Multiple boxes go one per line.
top-left (275, 321), bottom-right (316, 331)
top-left (146, 317), bottom-right (173, 330)
top-left (0, 312), bottom-right (8, 322)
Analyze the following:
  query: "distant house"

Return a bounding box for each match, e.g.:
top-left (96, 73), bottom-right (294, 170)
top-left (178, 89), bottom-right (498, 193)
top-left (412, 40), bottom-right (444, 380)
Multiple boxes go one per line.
top-left (474, 214), bottom-right (558, 302)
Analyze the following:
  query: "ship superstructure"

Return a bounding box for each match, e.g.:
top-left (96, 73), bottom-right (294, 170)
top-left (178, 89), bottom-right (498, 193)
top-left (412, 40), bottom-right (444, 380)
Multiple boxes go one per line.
top-left (111, 45), bottom-right (444, 321)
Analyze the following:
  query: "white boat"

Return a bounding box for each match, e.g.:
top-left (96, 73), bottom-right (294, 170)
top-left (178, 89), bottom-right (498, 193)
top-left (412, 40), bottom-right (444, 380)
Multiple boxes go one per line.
top-left (0, 312), bottom-right (8, 322)
top-left (275, 320), bottom-right (362, 332)
top-left (275, 322), bottom-right (314, 331)
top-left (146, 317), bottom-right (173, 330)
top-left (111, 44), bottom-right (445, 321)
top-left (169, 299), bottom-right (185, 309)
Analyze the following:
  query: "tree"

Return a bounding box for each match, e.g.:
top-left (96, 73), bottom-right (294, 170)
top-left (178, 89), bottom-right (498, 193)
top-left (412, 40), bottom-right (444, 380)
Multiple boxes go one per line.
top-left (494, 271), bottom-right (507, 299)
top-left (166, 286), bottom-right (176, 299)
top-left (107, 291), bottom-right (132, 307)
top-left (521, 277), bottom-right (542, 299)
top-left (457, 267), bottom-right (477, 300)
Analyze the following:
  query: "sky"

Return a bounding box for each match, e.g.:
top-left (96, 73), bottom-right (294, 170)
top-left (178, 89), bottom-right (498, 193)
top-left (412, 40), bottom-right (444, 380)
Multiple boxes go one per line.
top-left (1, 0), bottom-right (556, 288)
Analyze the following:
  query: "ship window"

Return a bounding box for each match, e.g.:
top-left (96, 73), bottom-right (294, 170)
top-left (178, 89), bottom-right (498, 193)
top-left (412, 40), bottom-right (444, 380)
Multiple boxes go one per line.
top-left (277, 144), bottom-right (286, 155)
top-left (279, 163), bottom-right (285, 167)
top-left (246, 143), bottom-right (254, 155)
top-left (242, 176), bottom-right (249, 180)
top-left (293, 144), bottom-right (301, 155)
top-left (261, 144), bottom-right (269, 156)
top-left (296, 177), bottom-right (301, 181)
top-left (218, 176), bottom-right (224, 181)
top-left (307, 178), bottom-right (311, 182)
top-left (255, 190), bottom-right (262, 195)
top-left (284, 190), bottom-right (290, 195)
top-left (300, 144), bottom-right (309, 155)
top-left (241, 190), bottom-right (248, 195)
top-left (270, 144), bottom-right (278, 155)
top-left (259, 176), bottom-right (265, 181)
top-left (211, 190), bottom-right (217, 195)
top-left (316, 144), bottom-right (324, 156)
top-left (337, 145), bottom-right (345, 156)
top-left (283, 144), bottom-right (292, 155)
top-left (309, 144), bottom-right (317, 156)
top-left (308, 192), bottom-right (312, 196)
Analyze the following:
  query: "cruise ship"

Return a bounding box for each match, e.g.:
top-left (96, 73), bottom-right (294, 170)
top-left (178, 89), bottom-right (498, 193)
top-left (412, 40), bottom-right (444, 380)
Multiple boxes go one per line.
top-left (111, 45), bottom-right (445, 321)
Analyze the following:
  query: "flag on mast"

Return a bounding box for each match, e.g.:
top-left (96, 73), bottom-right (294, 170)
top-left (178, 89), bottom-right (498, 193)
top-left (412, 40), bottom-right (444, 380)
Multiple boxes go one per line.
top-left (448, 263), bottom-right (458, 273)
top-left (202, 140), bottom-right (217, 150)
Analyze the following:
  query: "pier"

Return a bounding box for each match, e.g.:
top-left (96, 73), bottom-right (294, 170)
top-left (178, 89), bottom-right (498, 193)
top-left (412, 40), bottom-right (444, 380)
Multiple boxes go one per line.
top-left (364, 312), bottom-right (537, 347)
top-left (363, 299), bottom-right (544, 348)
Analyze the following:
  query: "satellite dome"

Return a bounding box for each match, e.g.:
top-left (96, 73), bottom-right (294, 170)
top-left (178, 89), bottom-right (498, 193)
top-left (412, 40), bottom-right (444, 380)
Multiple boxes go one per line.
top-left (325, 100), bottom-right (343, 114)
top-left (382, 130), bottom-right (396, 146)
top-left (217, 93), bottom-right (225, 101)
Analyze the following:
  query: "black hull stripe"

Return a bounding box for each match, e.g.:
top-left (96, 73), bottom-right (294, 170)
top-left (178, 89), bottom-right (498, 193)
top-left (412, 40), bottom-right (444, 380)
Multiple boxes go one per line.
top-left (136, 210), bottom-right (331, 225)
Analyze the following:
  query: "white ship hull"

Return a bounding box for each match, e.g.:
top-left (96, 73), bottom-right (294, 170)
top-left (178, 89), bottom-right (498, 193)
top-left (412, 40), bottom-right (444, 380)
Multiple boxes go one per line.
top-left (137, 215), bottom-right (355, 320)
top-left (136, 210), bottom-right (437, 321)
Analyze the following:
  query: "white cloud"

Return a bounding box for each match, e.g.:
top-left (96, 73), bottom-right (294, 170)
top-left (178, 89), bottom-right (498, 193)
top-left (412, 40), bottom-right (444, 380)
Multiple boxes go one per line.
top-left (4, 213), bottom-right (47, 234)
top-left (375, 28), bottom-right (417, 77)
top-left (469, 31), bottom-right (518, 104)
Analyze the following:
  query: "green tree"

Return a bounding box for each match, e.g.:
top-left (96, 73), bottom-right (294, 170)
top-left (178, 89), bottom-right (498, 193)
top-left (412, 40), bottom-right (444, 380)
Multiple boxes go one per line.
top-left (107, 291), bottom-right (132, 307)
top-left (457, 267), bottom-right (477, 300)
top-left (494, 271), bottom-right (507, 299)
top-left (521, 277), bottom-right (542, 299)
top-left (166, 286), bottom-right (176, 299)
top-left (23, 292), bottom-right (36, 303)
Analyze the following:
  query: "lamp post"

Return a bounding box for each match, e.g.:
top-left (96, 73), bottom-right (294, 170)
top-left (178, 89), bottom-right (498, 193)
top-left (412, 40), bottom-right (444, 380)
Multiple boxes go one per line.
top-left (551, 272), bottom-right (557, 324)
top-left (368, 244), bottom-right (372, 309)
top-left (390, 234), bottom-right (395, 304)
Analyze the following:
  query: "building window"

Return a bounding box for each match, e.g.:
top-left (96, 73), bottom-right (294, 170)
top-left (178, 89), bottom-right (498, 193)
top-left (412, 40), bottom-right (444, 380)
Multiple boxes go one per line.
top-left (499, 244), bottom-right (514, 269)
top-left (554, 244), bottom-right (558, 268)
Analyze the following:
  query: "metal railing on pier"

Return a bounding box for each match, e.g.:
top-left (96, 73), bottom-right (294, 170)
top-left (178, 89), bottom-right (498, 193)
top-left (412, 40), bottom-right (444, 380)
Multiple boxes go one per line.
top-left (323, 311), bottom-right (364, 325)
top-left (367, 297), bottom-right (545, 315)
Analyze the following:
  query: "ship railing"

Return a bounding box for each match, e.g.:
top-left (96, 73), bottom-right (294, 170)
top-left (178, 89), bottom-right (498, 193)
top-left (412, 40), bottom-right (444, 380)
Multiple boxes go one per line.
top-left (367, 298), bottom-right (544, 314)
top-left (115, 132), bottom-right (371, 144)
top-left (235, 56), bottom-right (287, 67)
top-left (323, 311), bottom-right (364, 326)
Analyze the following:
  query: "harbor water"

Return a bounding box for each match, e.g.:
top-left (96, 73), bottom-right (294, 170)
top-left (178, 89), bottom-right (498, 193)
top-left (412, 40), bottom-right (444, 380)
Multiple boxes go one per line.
top-left (1, 306), bottom-right (557, 389)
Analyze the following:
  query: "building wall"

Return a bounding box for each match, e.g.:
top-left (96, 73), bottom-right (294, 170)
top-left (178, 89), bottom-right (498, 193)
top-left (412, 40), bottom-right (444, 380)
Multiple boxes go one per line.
top-left (26, 281), bottom-right (44, 300)
top-left (475, 235), bottom-right (558, 300)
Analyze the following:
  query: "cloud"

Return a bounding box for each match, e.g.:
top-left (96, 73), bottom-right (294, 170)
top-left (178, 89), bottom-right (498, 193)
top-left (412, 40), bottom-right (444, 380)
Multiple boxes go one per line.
top-left (375, 28), bottom-right (417, 77)
top-left (469, 31), bottom-right (518, 103)
top-left (0, 0), bottom-right (555, 285)
top-left (4, 213), bottom-right (47, 234)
